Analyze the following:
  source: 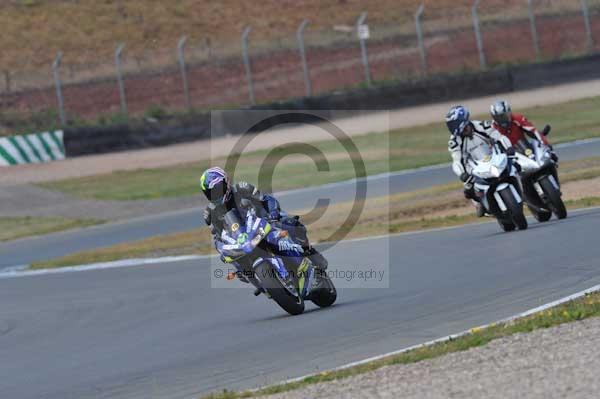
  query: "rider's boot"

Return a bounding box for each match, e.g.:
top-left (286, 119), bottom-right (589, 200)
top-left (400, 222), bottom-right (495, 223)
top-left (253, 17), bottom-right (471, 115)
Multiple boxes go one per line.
top-left (475, 202), bottom-right (486, 218)
top-left (472, 200), bottom-right (485, 218)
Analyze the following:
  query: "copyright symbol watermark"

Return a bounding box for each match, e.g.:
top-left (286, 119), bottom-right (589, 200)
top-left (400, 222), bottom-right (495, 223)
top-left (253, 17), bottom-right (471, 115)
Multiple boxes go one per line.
top-left (211, 110), bottom-right (369, 250)
top-left (208, 109), bottom-right (391, 288)
top-left (213, 268), bottom-right (223, 279)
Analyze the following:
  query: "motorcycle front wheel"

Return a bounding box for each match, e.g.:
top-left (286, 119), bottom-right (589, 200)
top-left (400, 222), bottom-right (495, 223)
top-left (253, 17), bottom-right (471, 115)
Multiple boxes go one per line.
top-left (310, 273), bottom-right (337, 308)
top-left (539, 177), bottom-right (567, 220)
top-left (527, 204), bottom-right (552, 222)
top-left (255, 262), bottom-right (305, 315)
top-left (498, 219), bottom-right (516, 232)
top-left (500, 188), bottom-right (528, 230)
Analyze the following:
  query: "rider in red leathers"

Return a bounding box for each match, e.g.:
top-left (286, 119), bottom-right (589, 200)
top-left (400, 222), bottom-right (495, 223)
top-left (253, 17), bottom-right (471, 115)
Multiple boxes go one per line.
top-left (490, 100), bottom-right (563, 221)
top-left (489, 100), bottom-right (558, 163)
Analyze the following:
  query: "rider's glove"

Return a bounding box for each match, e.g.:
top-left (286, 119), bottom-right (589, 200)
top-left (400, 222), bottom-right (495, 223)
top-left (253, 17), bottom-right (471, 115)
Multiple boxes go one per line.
top-left (460, 172), bottom-right (471, 183)
top-left (203, 208), bottom-right (211, 226)
top-left (514, 162), bottom-right (522, 173)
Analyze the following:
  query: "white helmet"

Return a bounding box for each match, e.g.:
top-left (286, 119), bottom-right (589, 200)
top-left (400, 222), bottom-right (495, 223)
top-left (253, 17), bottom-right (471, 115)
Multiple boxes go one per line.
top-left (490, 100), bottom-right (512, 128)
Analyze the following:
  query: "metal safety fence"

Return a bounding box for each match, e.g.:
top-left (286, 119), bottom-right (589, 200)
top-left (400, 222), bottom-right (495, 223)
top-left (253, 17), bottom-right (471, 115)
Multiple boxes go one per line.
top-left (0, 0), bottom-right (599, 134)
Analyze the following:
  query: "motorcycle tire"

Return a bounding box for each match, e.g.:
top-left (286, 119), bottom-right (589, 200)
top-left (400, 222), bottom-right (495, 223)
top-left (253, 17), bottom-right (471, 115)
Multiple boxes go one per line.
top-left (255, 262), bottom-right (305, 315)
top-left (310, 273), bottom-right (337, 308)
top-left (539, 177), bottom-right (567, 220)
top-left (500, 188), bottom-right (528, 230)
top-left (527, 204), bottom-right (552, 223)
top-left (498, 219), bottom-right (516, 232)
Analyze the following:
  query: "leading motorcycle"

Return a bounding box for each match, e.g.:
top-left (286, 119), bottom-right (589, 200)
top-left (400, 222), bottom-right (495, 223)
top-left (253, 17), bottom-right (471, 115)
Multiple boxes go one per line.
top-left (216, 205), bottom-right (336, 315)
top-left (469, 142), bottom-right (528, 232)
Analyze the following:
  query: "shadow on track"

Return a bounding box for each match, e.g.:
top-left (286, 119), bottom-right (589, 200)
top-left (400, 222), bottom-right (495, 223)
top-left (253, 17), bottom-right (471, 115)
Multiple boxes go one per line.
top-left (250, 295), bottom-right (390, 323)
top-left (480, 208), bottom-right (600, 239)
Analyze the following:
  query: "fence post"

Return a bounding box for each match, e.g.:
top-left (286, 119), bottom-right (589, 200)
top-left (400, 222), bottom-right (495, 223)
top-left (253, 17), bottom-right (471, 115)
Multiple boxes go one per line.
top-left (52, 52), bottom-right (66, 126)
top-left (356, 12), bottom-right (372, 88)
top-left (178, 36), bottom-right (191, 110)
top-left (297, 19), bottom-right (312, 97)
top-left (115, 43), bottom-right (128, 116)
top-left (527, 0), bottom-right (541, 60)
top-left (4, 71), bottom-right (10, 93)
top-left (242, 26), bottom-right (256, 105)
top-left (415, 3), bottom-right (427, 74)
top-left (472, 0), bottom-right (487, 69)
top-left (580, 0), bottom-right (595, 52)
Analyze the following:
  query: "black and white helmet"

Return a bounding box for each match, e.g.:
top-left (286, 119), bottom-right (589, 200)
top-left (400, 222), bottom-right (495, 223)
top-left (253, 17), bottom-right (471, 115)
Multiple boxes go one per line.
top-left (490, 100), bottom-right (512, 128)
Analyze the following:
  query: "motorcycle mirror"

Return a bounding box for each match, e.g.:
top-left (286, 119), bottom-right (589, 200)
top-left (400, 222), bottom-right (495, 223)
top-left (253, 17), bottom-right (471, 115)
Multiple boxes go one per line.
top-left (542, 125), bottom-right (551, 136)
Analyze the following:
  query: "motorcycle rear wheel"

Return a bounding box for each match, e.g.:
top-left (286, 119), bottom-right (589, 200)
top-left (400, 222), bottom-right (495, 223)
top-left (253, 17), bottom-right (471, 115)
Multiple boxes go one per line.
top-left (255, 262), bottom-right (305, 315)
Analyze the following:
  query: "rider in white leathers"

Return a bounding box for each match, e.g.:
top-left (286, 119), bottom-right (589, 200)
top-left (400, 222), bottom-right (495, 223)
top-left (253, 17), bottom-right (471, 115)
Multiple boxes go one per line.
top-left (446, 105), bottom-right (514, 216)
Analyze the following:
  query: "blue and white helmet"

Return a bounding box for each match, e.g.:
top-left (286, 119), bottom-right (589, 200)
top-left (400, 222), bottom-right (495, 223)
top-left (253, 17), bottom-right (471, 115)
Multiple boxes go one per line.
top-left (445, 105), bottom-right (471, 137)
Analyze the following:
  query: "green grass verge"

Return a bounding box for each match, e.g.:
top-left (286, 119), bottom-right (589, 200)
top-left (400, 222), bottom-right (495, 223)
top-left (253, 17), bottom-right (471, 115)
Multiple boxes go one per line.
top-left (29, 192), bottom-right (600, 270)
top-left (565, 197), bottom-right (600, 208)
top-left (29, 229), bottom-right (214, 270)
top-left (39, 96), bottom-right (600, 201)
top-left (202, 290), bottom-right (600, 399)
top-left (0, 217), bottom-right (102, 242)
top-left (26, 214), bottom-right (475, 270)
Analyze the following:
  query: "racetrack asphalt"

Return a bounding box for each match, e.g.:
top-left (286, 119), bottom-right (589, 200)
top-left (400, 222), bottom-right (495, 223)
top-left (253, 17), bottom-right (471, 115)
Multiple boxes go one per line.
top-left (0, 137), bottom-right (599, 269)
top-left (2, 207), bottom-right (600, 399)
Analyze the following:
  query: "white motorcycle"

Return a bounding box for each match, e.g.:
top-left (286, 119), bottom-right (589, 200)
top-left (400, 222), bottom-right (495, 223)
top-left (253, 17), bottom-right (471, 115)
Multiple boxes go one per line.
top-left (469, 143), bottom-right (528, 232)
top-left (514, 126), bottom-right (566, 221)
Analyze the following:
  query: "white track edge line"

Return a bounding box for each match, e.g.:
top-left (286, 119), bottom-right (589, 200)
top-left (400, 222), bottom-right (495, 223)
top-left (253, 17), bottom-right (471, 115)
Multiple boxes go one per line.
top-left (0, 254), bottom-right (214, 279)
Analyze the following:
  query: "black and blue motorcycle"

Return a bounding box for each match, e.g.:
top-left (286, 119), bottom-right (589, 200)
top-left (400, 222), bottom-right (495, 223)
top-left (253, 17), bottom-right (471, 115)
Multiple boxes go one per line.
top-left (216, 206), bottom-right (336, 315)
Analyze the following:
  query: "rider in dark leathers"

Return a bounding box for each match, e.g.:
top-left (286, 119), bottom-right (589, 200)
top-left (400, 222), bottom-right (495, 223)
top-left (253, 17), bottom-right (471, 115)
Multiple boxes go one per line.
top-left (200, 167), bottom-right (328, 270)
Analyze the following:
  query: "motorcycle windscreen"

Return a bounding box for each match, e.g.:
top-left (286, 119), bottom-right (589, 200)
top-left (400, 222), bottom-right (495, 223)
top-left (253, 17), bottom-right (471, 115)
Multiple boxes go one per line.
top-left (223, 209), bottom-right (244, 237)
top-left (469, 140), bottom-right (493, 162)
top-left (515, 139), bottom-right (534, 155)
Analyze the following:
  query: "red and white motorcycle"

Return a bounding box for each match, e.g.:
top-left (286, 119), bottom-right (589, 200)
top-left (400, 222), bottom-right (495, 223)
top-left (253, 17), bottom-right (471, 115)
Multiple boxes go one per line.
top-left (514, 126), bottom-right (566, 222)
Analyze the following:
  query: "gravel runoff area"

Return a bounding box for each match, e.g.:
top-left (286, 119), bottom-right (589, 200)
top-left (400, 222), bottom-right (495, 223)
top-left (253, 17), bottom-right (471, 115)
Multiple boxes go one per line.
top-left (2, 78), bottom-right (600, 186)
top-left (264, 316), bottom-right (600, 399)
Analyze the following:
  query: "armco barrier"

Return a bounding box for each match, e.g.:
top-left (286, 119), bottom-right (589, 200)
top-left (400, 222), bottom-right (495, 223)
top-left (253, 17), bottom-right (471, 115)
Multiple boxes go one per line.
top-left (0, 131), bottom-right (65, 167)
top-left (63, 115), bottom-right (211, 157)
top-left (63, 53), bottom-right (600, 157)
top-left (511, 53), bottom-right (600, 90)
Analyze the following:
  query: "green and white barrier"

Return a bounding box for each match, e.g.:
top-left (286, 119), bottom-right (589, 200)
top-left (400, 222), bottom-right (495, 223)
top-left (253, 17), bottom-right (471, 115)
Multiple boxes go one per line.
top-left (0, 131), bottom-right (65, 167)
